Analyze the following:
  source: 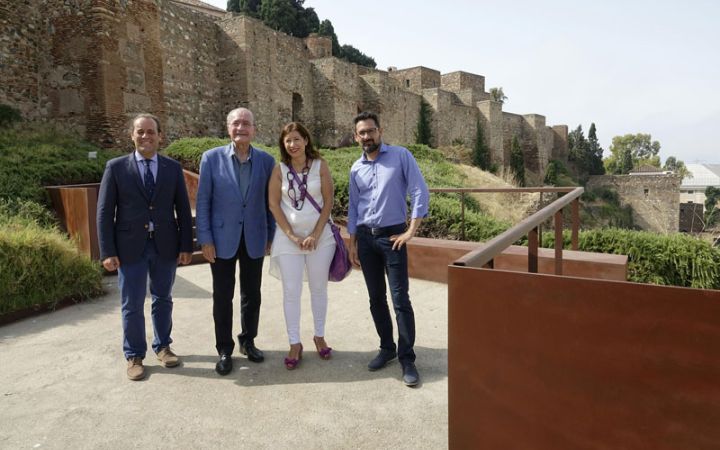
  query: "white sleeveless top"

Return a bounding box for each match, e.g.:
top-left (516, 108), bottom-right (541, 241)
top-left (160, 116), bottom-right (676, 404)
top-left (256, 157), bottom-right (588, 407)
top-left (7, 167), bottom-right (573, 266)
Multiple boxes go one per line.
top-left (269, 159), bottom-right (335, 277)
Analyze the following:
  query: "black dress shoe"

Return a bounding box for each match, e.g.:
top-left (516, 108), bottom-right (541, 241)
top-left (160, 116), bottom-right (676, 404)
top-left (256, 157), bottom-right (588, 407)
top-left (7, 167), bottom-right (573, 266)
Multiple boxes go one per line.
top-left (401, 361), bottom-right (420, 387)
top-left (240, 342), bottom-right (264, 363)
top-left (215, 354), bottom-right (233, 375)
top-left (368, 349), bottom-right (397, 371)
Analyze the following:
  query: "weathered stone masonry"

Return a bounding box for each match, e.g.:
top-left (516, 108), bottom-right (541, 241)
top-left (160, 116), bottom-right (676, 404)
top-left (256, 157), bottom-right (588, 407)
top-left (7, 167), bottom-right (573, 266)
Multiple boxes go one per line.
top-left (586, 174), bottom-right (681, 234)
top-left (1, 0), bottom-right (568, 185)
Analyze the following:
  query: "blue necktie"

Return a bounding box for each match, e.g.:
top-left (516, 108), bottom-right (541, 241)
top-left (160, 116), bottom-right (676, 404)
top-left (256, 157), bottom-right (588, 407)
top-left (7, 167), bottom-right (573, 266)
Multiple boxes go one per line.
top-left (143, 159), bottom-right (155, 198)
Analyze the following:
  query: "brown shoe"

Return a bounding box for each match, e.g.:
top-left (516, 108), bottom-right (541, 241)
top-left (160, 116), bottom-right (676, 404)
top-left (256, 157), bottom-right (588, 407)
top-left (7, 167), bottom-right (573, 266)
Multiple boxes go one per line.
top-left (127, 357), bottom-right (145, 381)
top-left (156, 347), bottom-right (180, 368)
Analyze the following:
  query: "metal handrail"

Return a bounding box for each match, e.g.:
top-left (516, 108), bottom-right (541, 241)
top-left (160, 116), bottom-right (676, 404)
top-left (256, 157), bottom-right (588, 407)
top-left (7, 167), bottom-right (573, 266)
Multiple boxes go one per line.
top-left (430, 186), bottom-right (584, 273)
top-left (429, 187), bottom-right (579, 241)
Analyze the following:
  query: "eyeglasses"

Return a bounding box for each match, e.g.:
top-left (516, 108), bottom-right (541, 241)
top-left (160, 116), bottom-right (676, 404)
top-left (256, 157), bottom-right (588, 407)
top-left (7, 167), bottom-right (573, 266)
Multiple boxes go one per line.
top-left (287, 165), bottom-right (310, 211)
top-left (356, 127), bottom-right (378, 137)
top-left (229, 120), bottom-right (254, 128)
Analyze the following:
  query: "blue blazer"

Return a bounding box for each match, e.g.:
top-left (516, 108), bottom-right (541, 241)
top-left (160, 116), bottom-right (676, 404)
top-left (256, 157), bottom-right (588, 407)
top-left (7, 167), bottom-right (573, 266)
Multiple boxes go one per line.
top-left (97, 153), bottom-right (193, 264)
top-left (195, 144), bottom-right (276, 259)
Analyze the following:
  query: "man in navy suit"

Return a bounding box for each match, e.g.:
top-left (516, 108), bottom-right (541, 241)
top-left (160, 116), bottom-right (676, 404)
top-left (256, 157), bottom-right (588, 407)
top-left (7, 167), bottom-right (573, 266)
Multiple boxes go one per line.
top-left (97, 113), bottom-right (193, 381)
top-left (195, 107), bottom-right (276, 375)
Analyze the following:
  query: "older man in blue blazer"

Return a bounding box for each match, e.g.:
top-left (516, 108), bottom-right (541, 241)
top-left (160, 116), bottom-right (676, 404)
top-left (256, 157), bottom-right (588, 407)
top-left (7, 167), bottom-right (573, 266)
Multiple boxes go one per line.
top-left (195, 107), bottom-right (276, 375)
top-left (97, 113), bottom-right (193, 381)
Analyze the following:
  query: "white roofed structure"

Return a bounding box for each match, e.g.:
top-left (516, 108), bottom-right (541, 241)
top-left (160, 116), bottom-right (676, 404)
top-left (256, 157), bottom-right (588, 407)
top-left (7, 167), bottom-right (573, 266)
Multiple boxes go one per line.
top-left (680, 164), bottom-right (720, 208)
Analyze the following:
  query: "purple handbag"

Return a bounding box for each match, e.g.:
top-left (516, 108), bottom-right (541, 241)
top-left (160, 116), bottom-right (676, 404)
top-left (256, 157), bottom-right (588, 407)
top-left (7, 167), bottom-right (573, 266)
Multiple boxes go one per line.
top-left (327, 221), bottom-right (352, 282)
top-left (288, 165), bottom-right (352, 282)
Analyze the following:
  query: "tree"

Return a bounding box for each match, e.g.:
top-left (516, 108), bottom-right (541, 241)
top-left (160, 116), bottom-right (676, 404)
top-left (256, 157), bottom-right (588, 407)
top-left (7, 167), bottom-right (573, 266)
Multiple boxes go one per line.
top-left (472, 120), bottom-right (491, 170)
top-left (663, 156), bottom-right (691, 179)
top-left (568, 125), bottom-right (588, 165)
top-left (415, 98), bottom-right (433, 146)
top-left (567, 123), bottom-right (605, 181)
top-left (339, 44), bottom-right (376, 68)
top-left (293, 6), bottom-right (319, 38)
top-left (510, 136), bottom-right (525, 186)
top-left (586, 123), bottom-right (605, 175)
top-left (230, 0), bottom-right (260, 15)
top-left (259, 0), bottom-right (297, 35)
top-left (543, 160), bottom-right (573, 186)
top-left (618, 147), bottom-right (634, 174)
top-left (705, 186), bottom-right (720, 228)
top-left (544, 160), bottom-right (560, 185)
top-left (317, 19), bottom-right (342, 56)
top-left (489, 87), bottom-right (507, 105)
top-left (604, 133), bottom-right (661, 174)
top-left (315, 19), bottom-right (375, 68)
top-left (227, 0), bottom-right (240, 12)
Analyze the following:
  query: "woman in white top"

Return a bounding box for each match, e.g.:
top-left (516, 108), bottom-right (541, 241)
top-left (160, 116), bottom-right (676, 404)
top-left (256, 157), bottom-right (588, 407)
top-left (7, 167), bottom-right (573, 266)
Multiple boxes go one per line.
top-left (268, 122), bottom-right (336, 370)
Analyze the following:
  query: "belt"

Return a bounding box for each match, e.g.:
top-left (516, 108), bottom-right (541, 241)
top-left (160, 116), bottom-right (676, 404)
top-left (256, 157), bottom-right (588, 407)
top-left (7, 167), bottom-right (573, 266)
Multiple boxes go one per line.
top-left (357, 223), bottom-right (406, 237)
top-left (147, 231), bottom-right (155, 239)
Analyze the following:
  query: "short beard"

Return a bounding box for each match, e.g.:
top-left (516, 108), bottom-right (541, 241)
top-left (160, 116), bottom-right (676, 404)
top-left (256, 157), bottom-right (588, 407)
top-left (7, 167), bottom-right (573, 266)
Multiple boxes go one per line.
top-left (362, 142), bottom-right (380, 154)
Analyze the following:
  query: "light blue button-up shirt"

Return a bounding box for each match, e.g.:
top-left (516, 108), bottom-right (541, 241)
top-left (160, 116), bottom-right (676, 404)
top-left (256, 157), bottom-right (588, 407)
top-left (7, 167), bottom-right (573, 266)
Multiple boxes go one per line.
top-left (134, 151), bottom-right (158, 181)
top-left (347, 143), bottom-right (430, 234)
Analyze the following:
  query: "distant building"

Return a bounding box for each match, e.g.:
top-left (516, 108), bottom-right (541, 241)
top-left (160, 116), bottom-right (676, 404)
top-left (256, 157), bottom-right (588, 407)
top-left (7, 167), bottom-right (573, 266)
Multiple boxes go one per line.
top-left (629, 165), bottom-right (673, 176)
top-left (680, 164), bottom-right (720, 208)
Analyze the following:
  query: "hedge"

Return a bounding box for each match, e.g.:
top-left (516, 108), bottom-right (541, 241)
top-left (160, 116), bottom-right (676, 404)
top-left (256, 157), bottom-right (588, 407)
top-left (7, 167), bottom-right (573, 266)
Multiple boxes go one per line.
top-left (0, 209), bottom-right (103, 315)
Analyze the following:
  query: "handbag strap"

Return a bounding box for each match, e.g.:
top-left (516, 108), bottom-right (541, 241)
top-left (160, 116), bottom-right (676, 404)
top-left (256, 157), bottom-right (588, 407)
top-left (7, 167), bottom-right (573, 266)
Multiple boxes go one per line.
top-left (288, 163), bottom-right (332, 225)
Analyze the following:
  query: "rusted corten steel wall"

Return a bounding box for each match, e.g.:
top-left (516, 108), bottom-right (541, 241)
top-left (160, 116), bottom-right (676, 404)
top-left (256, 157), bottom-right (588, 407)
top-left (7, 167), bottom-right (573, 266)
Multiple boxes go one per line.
top-left (448, 266), bottom-right (720, 449)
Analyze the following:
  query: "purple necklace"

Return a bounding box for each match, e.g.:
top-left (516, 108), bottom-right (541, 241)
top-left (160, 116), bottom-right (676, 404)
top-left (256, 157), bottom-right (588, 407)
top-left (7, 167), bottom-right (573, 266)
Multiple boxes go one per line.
top-left (287, 161), bottom-right (310, 211)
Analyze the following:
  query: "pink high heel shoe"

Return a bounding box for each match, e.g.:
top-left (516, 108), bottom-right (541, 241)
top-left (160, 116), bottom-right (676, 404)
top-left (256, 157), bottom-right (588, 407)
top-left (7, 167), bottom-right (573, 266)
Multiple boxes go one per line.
top-left (313, 336), bottom-right (332, 360)
top-left (284, 343), bottom-right (303, 370)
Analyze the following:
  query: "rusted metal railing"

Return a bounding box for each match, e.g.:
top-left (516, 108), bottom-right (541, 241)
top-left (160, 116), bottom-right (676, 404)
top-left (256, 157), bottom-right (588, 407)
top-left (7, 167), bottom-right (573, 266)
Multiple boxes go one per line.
top-left (429, 187), bottom-right (583, 275)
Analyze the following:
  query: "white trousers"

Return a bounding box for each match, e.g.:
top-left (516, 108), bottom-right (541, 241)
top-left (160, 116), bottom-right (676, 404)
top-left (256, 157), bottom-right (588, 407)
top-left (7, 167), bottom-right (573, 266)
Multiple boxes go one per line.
top-left (275, 243), bottom-right (335, 344)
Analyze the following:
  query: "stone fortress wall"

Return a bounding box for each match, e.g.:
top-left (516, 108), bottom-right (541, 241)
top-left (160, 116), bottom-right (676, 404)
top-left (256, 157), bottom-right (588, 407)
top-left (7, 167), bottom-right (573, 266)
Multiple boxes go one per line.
top-left (0, 0), bottom-right (569, 185)
top-left (586, 174), bottom-right (681, 234)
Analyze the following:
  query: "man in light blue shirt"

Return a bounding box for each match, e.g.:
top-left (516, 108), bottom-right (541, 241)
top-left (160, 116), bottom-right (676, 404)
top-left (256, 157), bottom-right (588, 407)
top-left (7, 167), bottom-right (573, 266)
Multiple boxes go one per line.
top-left (348, 111), bottom-right (430, 387)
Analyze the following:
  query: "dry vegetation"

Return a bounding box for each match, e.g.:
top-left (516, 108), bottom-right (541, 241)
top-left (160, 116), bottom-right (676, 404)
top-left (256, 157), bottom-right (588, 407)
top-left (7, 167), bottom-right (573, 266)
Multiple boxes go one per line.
top-left (456, 163), bottom-right (541, 224)
top-left (438, 144), bottom-right (541, 224)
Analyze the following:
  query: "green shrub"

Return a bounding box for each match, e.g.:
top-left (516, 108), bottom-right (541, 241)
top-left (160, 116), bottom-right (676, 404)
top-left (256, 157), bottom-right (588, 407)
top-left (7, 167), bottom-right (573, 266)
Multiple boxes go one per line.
top-left (0, 104), bottom-right (22, 128)
top-left (0, 198), bottom-right (58, 228)
top-left (0, 216), bottom-right (103, 315)
top-left (0, 125), bottom-right (123, 204)
top-left (422, 195), bottom-right (509, 241)
top-left (163, 137), bottom-right (228, 173)
top-left (540, 228), bottom-right (720, 289)
top-left (319, 146), bottom-right (358, 220)
top-left (580, 187), bottom-right (635, 229)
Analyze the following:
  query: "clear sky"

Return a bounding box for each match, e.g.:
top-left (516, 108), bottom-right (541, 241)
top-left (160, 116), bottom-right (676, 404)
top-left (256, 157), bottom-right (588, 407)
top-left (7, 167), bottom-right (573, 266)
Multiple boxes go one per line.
top-left (202, 0), bottom-right (720, 163)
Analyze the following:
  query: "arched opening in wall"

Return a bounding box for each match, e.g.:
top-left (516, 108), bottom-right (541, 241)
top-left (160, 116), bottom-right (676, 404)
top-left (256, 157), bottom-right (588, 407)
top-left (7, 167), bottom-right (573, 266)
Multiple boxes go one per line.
top-left (292, 93), bottom-right (303, 122)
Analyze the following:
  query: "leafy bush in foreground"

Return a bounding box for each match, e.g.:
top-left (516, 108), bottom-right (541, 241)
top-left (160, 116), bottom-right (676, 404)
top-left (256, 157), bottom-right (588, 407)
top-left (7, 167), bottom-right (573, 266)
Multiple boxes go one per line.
top-left (0, 214), bottom-right (103, 315)
top-left (541, 228), bottom-right (720, 289)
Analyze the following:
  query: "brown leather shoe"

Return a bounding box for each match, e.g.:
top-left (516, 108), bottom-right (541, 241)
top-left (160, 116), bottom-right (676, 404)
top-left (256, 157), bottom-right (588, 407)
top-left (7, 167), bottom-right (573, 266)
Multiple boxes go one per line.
top-left (156, 347), bottom-right (180, 368)
top-left (127, 357), bottom-right (145, 381)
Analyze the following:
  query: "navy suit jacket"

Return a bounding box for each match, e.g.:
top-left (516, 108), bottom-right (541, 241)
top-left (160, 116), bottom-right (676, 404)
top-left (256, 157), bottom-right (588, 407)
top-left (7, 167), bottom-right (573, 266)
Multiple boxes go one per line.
top-left (97, 152), bottom-right (193, 264)
top-left (195, 144), bottom-right (276, 259)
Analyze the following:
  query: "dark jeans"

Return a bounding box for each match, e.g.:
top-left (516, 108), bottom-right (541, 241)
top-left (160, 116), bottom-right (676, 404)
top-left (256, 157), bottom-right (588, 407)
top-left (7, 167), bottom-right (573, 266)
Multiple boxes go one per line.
top-left (357, 224), bottom-right (416, 363)
top-left (118, 239), bottom-right (177, 359)
top-left (210, 234), bottom-right (264, 355)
